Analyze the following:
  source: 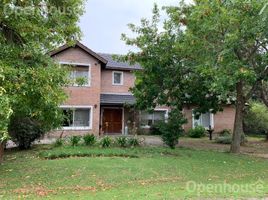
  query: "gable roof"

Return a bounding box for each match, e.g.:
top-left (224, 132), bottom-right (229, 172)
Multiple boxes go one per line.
top-left (50, 41), bottom-right (142, 70)
top-left (49, 41), bottom-right (108, 65)
top-left (98, 53), bottom-right (142, 71)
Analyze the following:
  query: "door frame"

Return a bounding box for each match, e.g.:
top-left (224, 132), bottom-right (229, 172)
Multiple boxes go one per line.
top-left (101, 106), bottom-right (124, 135)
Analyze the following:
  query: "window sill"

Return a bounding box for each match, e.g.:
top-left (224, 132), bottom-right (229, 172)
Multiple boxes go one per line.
top-left (68, 85), bottom-right (91, 88)
top-left (61, 127), bottom-right (92, 131)
top-left (112, 83), bottom-right (123, 86)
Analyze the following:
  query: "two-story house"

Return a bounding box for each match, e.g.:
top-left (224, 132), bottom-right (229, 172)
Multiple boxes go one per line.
top-left (49, 41), bottom-right (235, 137)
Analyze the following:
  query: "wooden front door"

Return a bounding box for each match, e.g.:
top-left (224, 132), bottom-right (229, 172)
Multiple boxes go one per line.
top-left (102, 108), bottom-right (123, 134)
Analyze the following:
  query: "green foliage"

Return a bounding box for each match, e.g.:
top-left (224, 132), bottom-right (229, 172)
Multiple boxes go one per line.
top-left (8, 117), bottom-right (45, 149)
top-left (83, 134), bottom-right (96, 146)
top-left (244, 102), bottom-right (268, 136)
top-left (188, 126), bottom-right (206, 138)
top-left (69, 136), bottom-right (81, 146)
top-left (100, 136), bottom-right (113, 148)
top-left (215, 135), bottom-right (232, 144)
top-left (158, 109), bottom-right (186, 149)
top-left (0, 1), bottom-right (85, 145)
top-left (54, 138), bottom-right (64, 147)
top-left (219, 129), bottom-right (232, 137)
top-left (0, 67), bottom-right (12, 143)
top-left (128, 136), bottom-right (141, 147)
top-left (122, 0), bottom-right (268, 152)
top-left (116, 136), bottom-right (128, 148)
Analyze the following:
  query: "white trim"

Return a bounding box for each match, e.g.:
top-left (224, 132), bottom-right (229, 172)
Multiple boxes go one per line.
top-left (101, 92), bottom-right (132, 95)
top-left (112, 71), bottom-right (124, 85)
top-left (59, 61), bottom-right (91, 87)
top-left (192, 110), bottom-right (214, 129)
top-left (140, 109), bottom-right (169, 128)
top-left (60, 105), bottom-right (93, 130)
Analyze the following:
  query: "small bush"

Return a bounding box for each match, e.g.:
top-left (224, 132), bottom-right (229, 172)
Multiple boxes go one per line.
top-left (8, 117), bottom-right (45, 149)
top-left (83, 134), bottom-right (96, 146)
top-left (54, 138), bottom-right (64, 147)
top-left (157, 109), bottom-right (186, 149)
top-left (188, 126), bottom-right (206, 138)
top-left (116, 136), bottom-right (128, 148)
top-left (128, 136), bottom-right (140, 147)
top-left (149, 124), bottom-right (162, 135)
top-left (218, 129), bottom-right (232, 137)
top-left (69, 136), bottom-right (81, 146)
top-left (215, 135), bottom-right (232, 144)
top-left (100, 136), bottom-right (112, 148)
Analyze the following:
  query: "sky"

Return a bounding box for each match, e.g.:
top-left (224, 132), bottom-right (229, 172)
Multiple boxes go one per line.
top-left (79, 0), bottom-right (180, 54)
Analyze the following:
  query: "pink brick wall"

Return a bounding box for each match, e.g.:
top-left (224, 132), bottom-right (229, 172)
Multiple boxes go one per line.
top-left (101, 69), bottom-right (135, 94)
top-left (183, 105), bottom-right (236, 133)
top-left (52, 47), bottom-right (101, 134)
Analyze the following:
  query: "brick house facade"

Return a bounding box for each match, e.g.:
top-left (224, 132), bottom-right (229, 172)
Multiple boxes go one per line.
top-left (49, 41), bottom-right (235, 137)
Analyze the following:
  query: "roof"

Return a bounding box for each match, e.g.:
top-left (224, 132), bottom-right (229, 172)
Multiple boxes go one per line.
top-left (98, 53), bottom-right (142, 71)
top-left (100, 94), bottom-right (136, 105)
top-left (49, 41), bottom-right (108, 65)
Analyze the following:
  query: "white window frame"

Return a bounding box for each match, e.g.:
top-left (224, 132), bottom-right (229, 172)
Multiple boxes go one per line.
top-left (112, 71), bottom-right (123, 85)
top-left (60, 105), bottom-right (93, 130)
top-left (140, 108), bottom-right (169, 129)
top-left (59, 61), bottom-right (91, 87)
top-left (192, 110), bottom-right (214, 129)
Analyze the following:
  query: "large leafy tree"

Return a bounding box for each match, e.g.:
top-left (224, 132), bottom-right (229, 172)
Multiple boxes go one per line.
top-left (0, 0), bottom-right (85, 150)
top-left (122, 1), bottom-right (268, 153)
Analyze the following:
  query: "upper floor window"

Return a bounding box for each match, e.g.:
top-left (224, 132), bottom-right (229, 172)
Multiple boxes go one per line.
top-left (112, 71), bottom-right (123, 85)
top-left (61, 62), bottom-right (91, 87)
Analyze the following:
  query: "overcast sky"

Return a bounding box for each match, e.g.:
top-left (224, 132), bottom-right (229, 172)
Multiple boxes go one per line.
top-left (79, 0), bottom-right (180, 54)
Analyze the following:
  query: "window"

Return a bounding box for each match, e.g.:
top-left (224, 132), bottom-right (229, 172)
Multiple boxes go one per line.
top-left (140, 110), bottom-right (168, 128)
top-left (192, 111), bottom-right (214, 129)
top-left (112, 71), bottom-right (123, 85)
top-left (61, 63), bottom-right (90, 86)
top-left (62, 107), bottom-right (92, 129)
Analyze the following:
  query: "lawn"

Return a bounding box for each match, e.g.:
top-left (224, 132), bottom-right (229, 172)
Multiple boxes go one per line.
top-left (0, 145), bottom-right (268, 199)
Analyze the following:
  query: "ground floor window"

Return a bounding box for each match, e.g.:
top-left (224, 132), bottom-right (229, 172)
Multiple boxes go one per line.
top-left (192, 111), bottom-right (214, 129)
top-left (140, 110), bottom-right (168, 128)
top-left (61, 107), bottom-right (92, 129)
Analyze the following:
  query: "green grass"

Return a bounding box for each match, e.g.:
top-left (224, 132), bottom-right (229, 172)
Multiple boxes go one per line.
top-left (1, 145), bottom-right (268, 199)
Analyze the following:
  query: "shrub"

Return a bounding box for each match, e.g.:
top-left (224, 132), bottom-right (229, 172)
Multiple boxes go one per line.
top-left (8, 117), bottom-right (45, 149)
top-left (83, 134), bottom-right (96, 146)
top-left (149, 124), bottom-right (162, 135)
top-left (218, 129), bottom-right (232, 137)
top-left (54, 138), bottom-right (64, 147)
top-left (100, 136), bottom-right (112, 148)
top-left (69, 136), bottom-right (81, 146)
top-left (116, 136), bottom-right (128, 148)
top-left (188, 126), bottom-right (206, 138)
top-left (157, 109), bottom-right (186, 149)
top-left (128, 136), bottom-right (140, 147)
top-left (215, 135), bottom-right (232, 144)
top-left (244, 102), bottom-right (268, 139)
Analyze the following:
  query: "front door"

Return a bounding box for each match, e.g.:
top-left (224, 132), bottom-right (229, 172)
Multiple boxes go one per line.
top-left (102, 108), bottom-right (123, 134)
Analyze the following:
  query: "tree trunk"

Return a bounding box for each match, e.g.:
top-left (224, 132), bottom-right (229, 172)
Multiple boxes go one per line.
top-left (0, 142), bottom-right (4, 163)
top-left (230, 82), bottom-right (245, 153)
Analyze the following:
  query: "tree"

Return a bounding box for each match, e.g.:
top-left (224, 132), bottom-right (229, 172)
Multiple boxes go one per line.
top-left (244, 102), bottom-right (268, 140)
top-left (0, 66), bottom-right (12, 162)
top-left (122, 1), bottom-right (268, 153)
top-left (0, 1), bottom-right (85, 149)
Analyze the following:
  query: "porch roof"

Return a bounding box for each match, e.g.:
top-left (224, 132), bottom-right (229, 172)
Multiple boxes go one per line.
top-left (100, 94), bottom-right (136, 105)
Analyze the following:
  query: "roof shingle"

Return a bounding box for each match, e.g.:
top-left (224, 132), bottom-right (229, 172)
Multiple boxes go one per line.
top-left (100, 94), bottom-right (136, 105)
top-left (98, 53), bottom-right (142, 70)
